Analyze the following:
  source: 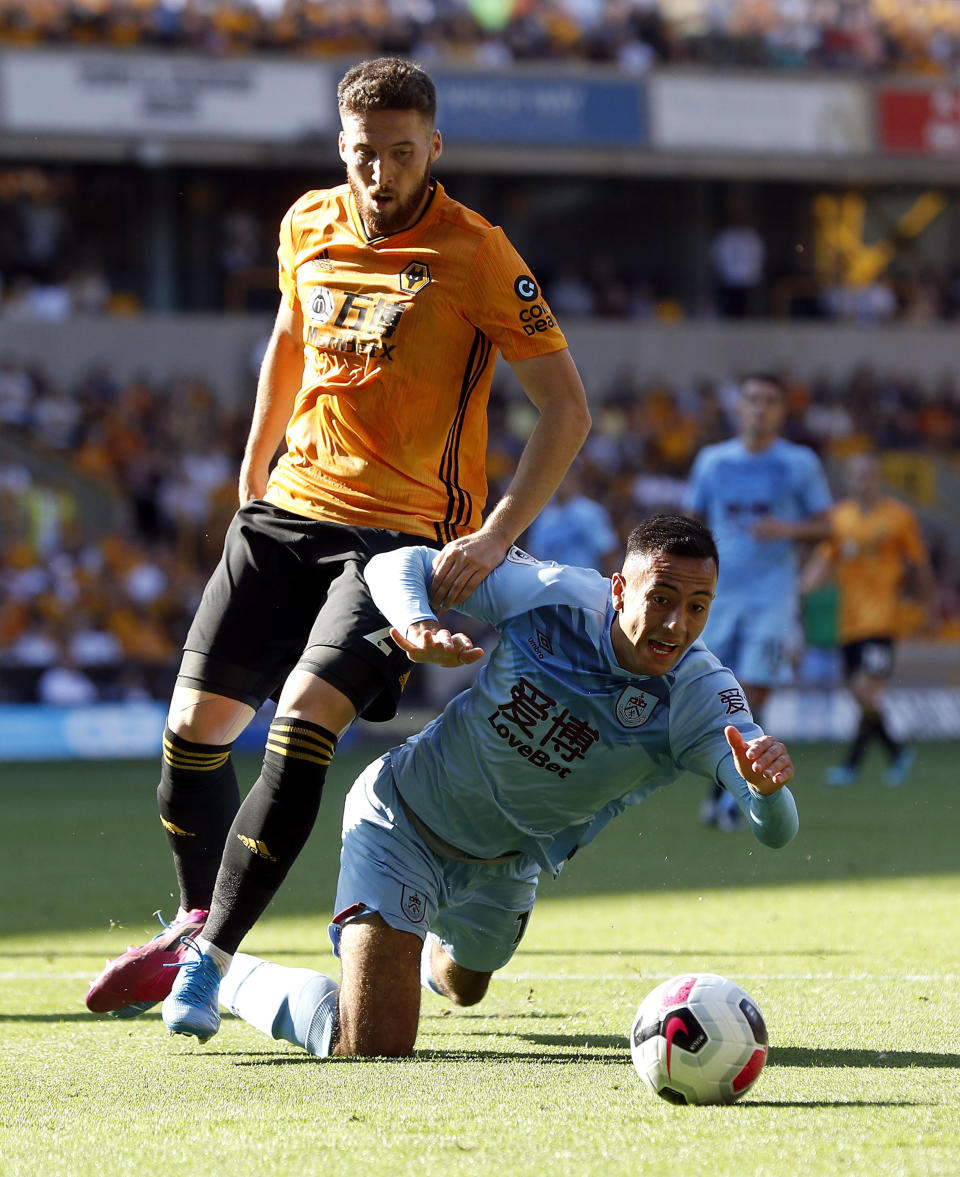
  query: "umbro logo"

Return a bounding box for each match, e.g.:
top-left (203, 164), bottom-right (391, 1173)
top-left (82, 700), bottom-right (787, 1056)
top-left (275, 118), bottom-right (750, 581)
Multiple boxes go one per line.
top-left (527, 630), bottom-right (554, 660)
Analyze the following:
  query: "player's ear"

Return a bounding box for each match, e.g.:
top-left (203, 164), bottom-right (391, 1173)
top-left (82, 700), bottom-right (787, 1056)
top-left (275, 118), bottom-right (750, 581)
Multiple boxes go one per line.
top-left (337, 130), bottom-right (348, 163)
top-left (611, 571), bottom-right (626, 612)
top-left (430, 129), bottom-right (442, 163)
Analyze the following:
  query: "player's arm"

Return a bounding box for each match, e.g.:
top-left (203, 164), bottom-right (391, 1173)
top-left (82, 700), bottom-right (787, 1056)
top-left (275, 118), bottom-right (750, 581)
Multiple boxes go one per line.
top-left (752, 508), bottom-right (831, 543)
top-left (238, 298), bottom-right (304, 504)
top-left (718, 727), bottom-right (798, 848)
top-left (365, 545), bottom-right (485, 667)
top-left (905, 555), bottom-right (938, 633)
top-left (798, 539), bottom-right (836, 595)
top-left (753, 451), bottom-right (833, 542)
top-left (430, 347), bottom-right (591, 608)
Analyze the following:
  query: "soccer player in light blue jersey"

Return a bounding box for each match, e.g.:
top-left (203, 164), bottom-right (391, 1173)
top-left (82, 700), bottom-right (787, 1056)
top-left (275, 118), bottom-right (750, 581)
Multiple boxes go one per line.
top-left (687, 374), bottom-right (830, 829)
top-left (162, 515), bottom-right (799, 1054)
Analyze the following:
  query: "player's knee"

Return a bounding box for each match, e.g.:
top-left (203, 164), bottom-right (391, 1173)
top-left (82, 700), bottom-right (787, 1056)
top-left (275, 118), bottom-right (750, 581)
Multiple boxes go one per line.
top-left (167, 686), bottom-right (252, 745)
top-left (445, 972), bottom-right (490, 1008)
top-left (335, 1017), bottom-right (417, 1058)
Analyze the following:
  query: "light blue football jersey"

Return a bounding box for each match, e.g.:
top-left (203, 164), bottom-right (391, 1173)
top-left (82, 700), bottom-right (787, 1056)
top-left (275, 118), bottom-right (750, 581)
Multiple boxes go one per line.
top-left (366, 546), bottom-right (796, 876)
top-left (687, 437), bottom-right (831, 598)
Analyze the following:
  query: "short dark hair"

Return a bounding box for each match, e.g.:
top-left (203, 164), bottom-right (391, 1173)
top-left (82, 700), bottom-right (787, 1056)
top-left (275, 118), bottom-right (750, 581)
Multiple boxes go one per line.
top-left (740, 372), bottom-right (786, 396)
top-left (337, 58), bottom-right (437, 124)
top-left (624, 515), bottom-right (719, 569)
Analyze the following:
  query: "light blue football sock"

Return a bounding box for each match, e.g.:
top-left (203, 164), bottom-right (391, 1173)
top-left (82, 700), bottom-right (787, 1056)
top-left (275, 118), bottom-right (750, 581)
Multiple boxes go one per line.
top-left (419, 932), bottom-right (444, 996)
top-left (220, 952), bottom-right (339, 1057)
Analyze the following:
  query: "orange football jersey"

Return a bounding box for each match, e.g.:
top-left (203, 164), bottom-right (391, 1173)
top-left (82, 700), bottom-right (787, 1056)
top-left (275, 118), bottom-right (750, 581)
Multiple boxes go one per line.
top-left (264, 181), bottom-right (567, 542)
top-left (826, 496), bottom-right (928, 642)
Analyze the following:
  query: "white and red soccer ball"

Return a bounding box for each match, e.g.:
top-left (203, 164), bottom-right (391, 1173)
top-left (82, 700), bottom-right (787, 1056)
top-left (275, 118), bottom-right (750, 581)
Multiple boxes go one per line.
top-left (630, 973), bottom-right (768, 1105)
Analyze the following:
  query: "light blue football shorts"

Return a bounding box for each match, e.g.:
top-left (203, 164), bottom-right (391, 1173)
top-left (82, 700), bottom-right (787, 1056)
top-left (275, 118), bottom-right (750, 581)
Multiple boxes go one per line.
top-left (329, 755), bottom-right (540, 974)
top-left (702, 593), bottom-right (795, 688)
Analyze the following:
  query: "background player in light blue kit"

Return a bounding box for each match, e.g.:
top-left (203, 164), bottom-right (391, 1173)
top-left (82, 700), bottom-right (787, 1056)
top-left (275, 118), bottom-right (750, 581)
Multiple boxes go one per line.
top-left (687, 374), bottom-right (830, 828)
top-left (526, 461), bottom-right (620, 575)
top-left (163, 516), bottom-right (799, 1054)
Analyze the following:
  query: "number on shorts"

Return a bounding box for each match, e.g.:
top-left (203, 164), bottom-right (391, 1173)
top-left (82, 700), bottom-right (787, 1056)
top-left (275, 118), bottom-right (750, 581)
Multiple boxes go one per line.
top-left (513, 910), bottom-right (531, 946)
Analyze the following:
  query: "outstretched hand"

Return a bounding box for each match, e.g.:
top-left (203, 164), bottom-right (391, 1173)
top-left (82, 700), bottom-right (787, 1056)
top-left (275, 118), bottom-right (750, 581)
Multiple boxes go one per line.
top-left (725, 726), bottom-right (794, 796)
top-left (391, 622), bottom-right (485, 668)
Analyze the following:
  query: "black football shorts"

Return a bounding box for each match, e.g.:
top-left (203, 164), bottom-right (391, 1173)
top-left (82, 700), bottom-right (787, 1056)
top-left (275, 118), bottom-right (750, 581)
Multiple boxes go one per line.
top-left (842, 636), bottom-right (895, 680)
top-left (177, 499), bottom-right (436, 721)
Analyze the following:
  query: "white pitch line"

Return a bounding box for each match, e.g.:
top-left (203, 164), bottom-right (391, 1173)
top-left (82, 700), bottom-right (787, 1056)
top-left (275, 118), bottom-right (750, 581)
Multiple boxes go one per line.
top-left (506, 973), bottom-right (958, 983)
top-left (1, 970), bottom-right (956, 984)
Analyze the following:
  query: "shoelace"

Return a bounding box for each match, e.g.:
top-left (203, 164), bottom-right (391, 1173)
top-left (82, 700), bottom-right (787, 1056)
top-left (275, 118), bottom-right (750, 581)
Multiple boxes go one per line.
top-left (162, 934), bottom-right (203, 971)
top-left (162, 936), bottom-right (220, 1005)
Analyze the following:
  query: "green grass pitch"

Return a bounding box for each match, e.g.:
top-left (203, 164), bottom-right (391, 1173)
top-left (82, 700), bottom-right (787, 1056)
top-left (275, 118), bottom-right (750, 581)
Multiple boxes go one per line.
top-left (2, 741), bottom-right (958, 1177)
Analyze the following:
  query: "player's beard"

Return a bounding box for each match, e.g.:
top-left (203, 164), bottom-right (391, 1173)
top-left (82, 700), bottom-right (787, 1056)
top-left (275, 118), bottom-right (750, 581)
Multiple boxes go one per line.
top-left (350, 164), bottom-right (432, 238)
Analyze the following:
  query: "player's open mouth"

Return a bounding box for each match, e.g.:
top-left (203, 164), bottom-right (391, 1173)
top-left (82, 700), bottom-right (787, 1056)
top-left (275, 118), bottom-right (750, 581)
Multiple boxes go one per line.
top-left (647, 639), bottom-right (678, 659)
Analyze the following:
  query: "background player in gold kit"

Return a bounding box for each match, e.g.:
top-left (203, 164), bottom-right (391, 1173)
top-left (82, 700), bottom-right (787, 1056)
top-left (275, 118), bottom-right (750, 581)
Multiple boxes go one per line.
top-left (86, 57), bottom-right (591, 1027)
top-left (802, 452), bottom-right (935, 788)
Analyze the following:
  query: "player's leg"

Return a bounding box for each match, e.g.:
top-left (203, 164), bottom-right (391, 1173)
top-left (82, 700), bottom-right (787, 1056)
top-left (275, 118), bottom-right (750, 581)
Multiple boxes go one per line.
top-left (159, 504), bottom-right (333, 913)
top-left (419, 858), bottom-right (539, 1008)
top-left (219, 952), bottom-right (341, 1057)
top-left (159, 686), bottom-right (253, 910)
top-left (215, 914), bottom-right (423, 1059)
top-left (420, 932), bottom-right (492, 1006)
top-left (336, 914), bottom-right (423, 1056)
top-left (171, 753), bottom-right (426, 1055)
top-left (847, 641), bottom-right (911, 784)
top-left (188, 544), bottom-right (418, 963)
top-left (87, 504), bottom-right (313, 1016)
top-left (165, 746), bottom-right (439, 1042)
top-left (161, 667), bottom-right (357, 1040)
top-left (829, 639), bottom-right (907, 785)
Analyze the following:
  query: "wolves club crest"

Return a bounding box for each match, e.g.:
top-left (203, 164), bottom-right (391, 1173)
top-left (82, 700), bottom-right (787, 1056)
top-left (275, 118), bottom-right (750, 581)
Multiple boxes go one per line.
top-left (401, 885), bottom-right (427, 923)
top-left (616, 685), bottom-right (659, 728)
top-left (399, 261), bottom-right (431, 295)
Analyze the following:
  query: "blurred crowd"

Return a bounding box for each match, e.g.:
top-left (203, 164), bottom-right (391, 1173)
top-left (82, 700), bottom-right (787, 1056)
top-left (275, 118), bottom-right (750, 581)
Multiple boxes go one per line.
top-left (1, 0), bottom-right (959, 76)
top-left (6, 165), bottom-right (960, 327)
top-left (0, 361), bottom-right (249, 704)
top-left (2, 354), bottom-right (958, 704)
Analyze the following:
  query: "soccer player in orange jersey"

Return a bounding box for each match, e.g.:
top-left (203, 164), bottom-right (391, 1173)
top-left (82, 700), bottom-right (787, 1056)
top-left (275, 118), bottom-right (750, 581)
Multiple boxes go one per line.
top-left (87, 58), bottom-right (590, 1029)
top-left (802, 452), bottom-right (935, 788)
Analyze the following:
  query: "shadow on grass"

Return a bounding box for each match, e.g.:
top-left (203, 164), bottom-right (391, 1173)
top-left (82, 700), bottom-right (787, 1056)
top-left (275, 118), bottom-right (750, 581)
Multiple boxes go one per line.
top-left (737, 1099), bottom-right (934, 1108)
top-left (2, 946), bottom-right (324, 960)
top-left (514, 947), bottom-right (851, 958)
top-left (226, 1049), bottom-right (627, 1066)
top-left (12, 1015), bottom-right (960, 1076)
top-left (772, 1045), bottom-right (960, 1069)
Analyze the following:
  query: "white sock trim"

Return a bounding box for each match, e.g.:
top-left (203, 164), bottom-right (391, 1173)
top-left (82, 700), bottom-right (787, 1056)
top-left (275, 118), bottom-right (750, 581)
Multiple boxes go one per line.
top-left (195, 935), bottom-right (233, 978)
top-left (420, 932), bottom-right (444, 996)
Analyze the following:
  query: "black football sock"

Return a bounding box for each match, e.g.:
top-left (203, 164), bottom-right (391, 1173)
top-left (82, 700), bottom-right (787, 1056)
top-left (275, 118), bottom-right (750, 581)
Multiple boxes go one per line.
top-left (203, 716), bottom-right (337, 954)
top-left (845, 710), bottom-right (886, 769)
top-left (874, 712), bottom-right (902, 760)
top-left (157, 727), bottom-right (241, 912)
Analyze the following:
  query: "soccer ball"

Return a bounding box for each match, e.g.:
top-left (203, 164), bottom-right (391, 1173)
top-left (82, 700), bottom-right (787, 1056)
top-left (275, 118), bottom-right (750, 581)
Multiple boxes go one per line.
top-left (630, 973), bottom-right (768, 1105)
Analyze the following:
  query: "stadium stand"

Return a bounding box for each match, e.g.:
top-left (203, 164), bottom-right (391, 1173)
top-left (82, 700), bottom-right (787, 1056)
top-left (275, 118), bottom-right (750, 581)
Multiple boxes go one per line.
top-left (1, 0), bottom-right (958, 75)
top-left (1, 356), bottom-right (956, 703)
